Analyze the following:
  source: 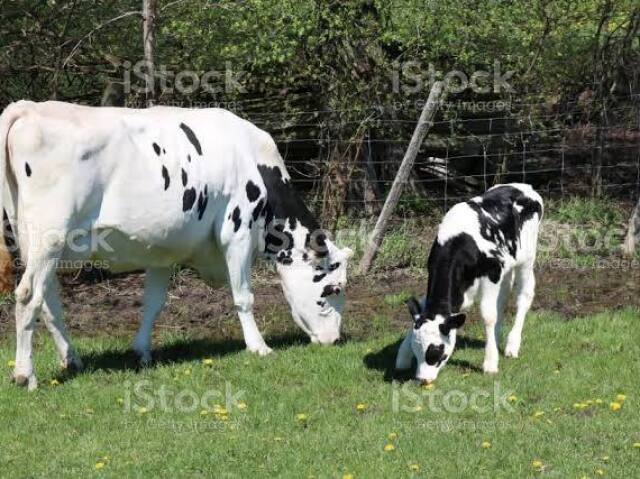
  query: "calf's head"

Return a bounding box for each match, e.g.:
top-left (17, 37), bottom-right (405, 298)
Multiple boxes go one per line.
top-left (276, 240), bottom-right (353, 345)
top-left (407, 297), bottom-right (466, 383)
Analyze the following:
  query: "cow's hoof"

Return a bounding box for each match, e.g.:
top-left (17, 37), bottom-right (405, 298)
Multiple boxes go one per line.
top-left (10, 372), bottom-right (38, 390)
top-left (504, 349), bottom-right (519, 359)
top-left (482, 363), bottom-right (499, 375)
top-left (248, 344), bottom-right (273, 356)
top-left (61, 356), bottom-right (84, 374)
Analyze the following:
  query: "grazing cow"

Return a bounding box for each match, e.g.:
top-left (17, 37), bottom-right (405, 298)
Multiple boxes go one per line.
top-left (395, 184), bottom-right (543, 383)
top-left (0, 101), bottom-right (353, 389)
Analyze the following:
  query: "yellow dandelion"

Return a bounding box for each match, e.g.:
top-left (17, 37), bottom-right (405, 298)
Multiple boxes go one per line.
top-left (94, 462), bottom-right (105, 470)
top-left (236, 401), bottom-right (247, 410)
top-left (601, 455), bottom-right (609, 462)
top-left (7, 360), bottom-right (15, 368)
top-left (631, 442), bottom-right (640, 449)
top-left (531, 459), bottom-right (544, 470)
top-left (408, 463), bottom-right (420, 472)
top-left (355, 403), bottom-right (368, 412)
top-left (507, 395), bottom-right (518, 403)
top-left (343, 474), bottom-right (353, 479)
top-left (595, 398), bottom-right (603, 404)
top-left (616, 394), bottom-right (626, 402)
top-left (609, 402), bottom-right (622, 412)
top-left (595, 468), bottom-right (605, 476)
top-left (413, 405), bottom-right (423, 412)
top-left (388, 432), bottom-right (398, 441)
top-left (200, 410), bottom-right (209, 416)
top-left (296, 413), bottom-right (308, 422)
top-left (50, 379), bottom-right (60, 386)
top-left (216, 407), bottom-right (228, 415)
top-left (481, 441), bottom-right (491, 449)
top-left (202, 358), bottom-right (214, 366)
top-left (137, 407), bottom-right (148, 415)
top-left (116, 398), bottom-right (124, 405)
top-left (533, 410), bottom-right (545, 418)
top-left (183, 368), bottom-right (191, 376)
top-left (383, 443), bottom-right (395, 452)
top-left (421, 383), bottom-right (434, 391)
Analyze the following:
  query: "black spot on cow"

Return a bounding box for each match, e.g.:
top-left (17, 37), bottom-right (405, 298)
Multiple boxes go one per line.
top-left (179, 122), bottom-right (202, 155)
top-left (161, 165), bottom-right (170, 190)
top-left (313, 273), bottom-right (326, 283)
top-left (231, 206), bottom-right (241, 232)
top-left (303, 253), bottom-right (309, 261)
top-left (181, 168), bottom-right (188, 187)
top-left (182, 187), bottom-right (196, 212)
top-left (152, 143), bottom-right (161, 156)
top-left (25, 163), bottom-right (31, 177)
top-left (245, 181), bottom-right (260, 202)
top-left (248, 220), bottom-right (252, 229)
top-left (252, 199), bottom-right (264, 222)
top-left (276, 250), bottom-right (293, 265)
top-left (329, 262), bottom-right (340, 271)
top-left (162, 148), bottom-right (166, 154)
top-left (425, 344), bottom-right (445, 366)
top-left (316, 300), bottom-right (325, 307)
top-left (187, 154), bottom-right (191, 163)
top-left (196, 190), bottom-right (208, 221)
top-left (80, 143), bottom-right (106, 161)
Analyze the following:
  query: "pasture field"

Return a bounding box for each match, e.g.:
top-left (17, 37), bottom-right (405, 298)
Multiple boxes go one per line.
top-left (0, 303), bottom-right (639, 477)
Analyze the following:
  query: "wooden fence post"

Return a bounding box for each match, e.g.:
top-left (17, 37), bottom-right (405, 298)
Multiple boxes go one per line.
top-left (142, 0), bottom-right (158, 107)
top-left (623, 198), bottom-right (640, 256)
top-left (358, 81), bottom-right (446, 274)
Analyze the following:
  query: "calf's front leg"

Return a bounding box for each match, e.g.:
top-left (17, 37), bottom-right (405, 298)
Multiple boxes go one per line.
top-left (133, 267), bottom-right (171, 365)
top-left (480, 287), bottom-right (500, 375)
top-left (395, 332), bottom-right (413, 370)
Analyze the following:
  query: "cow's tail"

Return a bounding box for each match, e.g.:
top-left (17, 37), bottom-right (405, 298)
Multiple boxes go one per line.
top-left (0, 101), bottom-right (29, 293)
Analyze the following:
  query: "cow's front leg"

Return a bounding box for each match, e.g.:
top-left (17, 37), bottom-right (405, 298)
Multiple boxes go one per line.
top-left (133, 267), bottom-right (172, 365)
top-left (224, 238), bottom-right (272, 356)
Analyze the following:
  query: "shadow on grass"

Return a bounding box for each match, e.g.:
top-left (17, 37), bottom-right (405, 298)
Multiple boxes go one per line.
top-left (363, 334), bottom-right (484, 383)
top-left (54, 334), bottom-right (309, 382)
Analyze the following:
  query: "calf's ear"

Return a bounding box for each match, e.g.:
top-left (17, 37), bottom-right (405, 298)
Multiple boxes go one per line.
top-left (406, 296), bottom-right (421, 318)
top-left (440, 313), bottom-right (466, 335)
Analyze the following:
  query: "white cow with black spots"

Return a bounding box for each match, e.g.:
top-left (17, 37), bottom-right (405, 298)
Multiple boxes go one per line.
top-left (395, 184), bottom-right (543, 383)
top-left (0, 100), bottom-right (353, 390)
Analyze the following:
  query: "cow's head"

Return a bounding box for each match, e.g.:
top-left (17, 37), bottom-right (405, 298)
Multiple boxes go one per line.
top-left (276, 240), bottom-right (354, 345)
top-left (406, 296), bottom-right (466, 383)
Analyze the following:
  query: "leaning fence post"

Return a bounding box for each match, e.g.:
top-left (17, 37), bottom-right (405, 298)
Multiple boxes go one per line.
top-left (623, 198), bottom-right (640, 256)
top-left (358, 81), bottom-right (446, 274)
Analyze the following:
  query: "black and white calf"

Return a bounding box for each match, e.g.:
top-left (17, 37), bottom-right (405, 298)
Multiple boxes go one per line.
top-left (395, 184), bottom-right (543, 383)
top-left (0, 101), bottom-right (353, 389)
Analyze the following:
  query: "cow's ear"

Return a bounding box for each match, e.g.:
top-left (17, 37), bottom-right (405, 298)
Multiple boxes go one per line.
top-left (406, 296), bottom-right (421, 319)
top-left (440, 313), bottom-right (466, 335)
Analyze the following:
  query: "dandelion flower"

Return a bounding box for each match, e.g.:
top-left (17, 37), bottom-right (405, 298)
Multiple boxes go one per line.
top-left (408, 463), bottom-right (420, 472)
top-left (533, 410), bottom-right (545, 418)
top-left (236, 401), bottom-right (247, 410)
top-left (632, 442), bottom-right (640, 449)
top-left (7, 360), bottom-right (15, 368)
top-left (355, 403), bottom-right (368, 412)
top-left (296, 413), bottom-right (308, 422)
top-left (137, 407), bottom-right (148, 415)
top-left (183, 368), bottom-right (191, 376)
top-left (421, 383), bottom-right (434, 391)
top-left (202, 358), bottom-right (214, 366)
top-left (616, 394), bottom-right (626, 402)
top-left (507, 395), bottom-right (517, 403)
top-left (200, 410), bottom-right (209, 416)
top-left (388, 432), bottom-right (398, 441)
top-left (595, 399), bottom-right (603, 405)
top-left (595, 468), bottom-right (605, 476)
top-left (343, 474), bottom-right (353, 479)
top-left (383, 443), bottom-right (395, 452)
top-left (481, 441), bottom-right (491, 449)
top-left (50, 379), bottom-right (60, 386)
top-left (413, 405), bottom-right (423, 412)
top-left (531, 460), bottom-right (544, 471)
top-left (609, 402), bottom-right (622, 412)
top-left (601, 455), bottom-right (609, 462)
top-left (116, 398), bottom-right (124, 405)
top-left (94, 462), bottom-right (105, 470)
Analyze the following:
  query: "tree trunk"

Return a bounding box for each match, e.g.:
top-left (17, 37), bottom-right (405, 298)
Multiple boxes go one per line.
top-left (623, 197), bottom-right (640, 256)
top-left (142, 0), bottom-right (158, 107)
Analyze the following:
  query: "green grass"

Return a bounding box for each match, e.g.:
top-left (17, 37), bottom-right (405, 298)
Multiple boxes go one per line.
top-left (1, 309), bottom-right (639, 478)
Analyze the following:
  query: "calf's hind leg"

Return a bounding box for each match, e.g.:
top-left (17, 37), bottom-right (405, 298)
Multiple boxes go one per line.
top-left (505, 263), bottom-right (535, 358)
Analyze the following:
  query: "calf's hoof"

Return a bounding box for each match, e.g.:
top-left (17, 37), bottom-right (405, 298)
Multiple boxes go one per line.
top-left (482, 363), bottom-right (499, 375)
top-left (10, 372), bottom-right (38, 391)
top-left (247, 344), bottom-right (273, 356)
top-left (61, 356), bottom-right (84, 374)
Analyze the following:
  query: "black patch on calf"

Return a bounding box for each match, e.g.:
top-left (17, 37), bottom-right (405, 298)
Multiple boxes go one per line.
top-left (245, 181), bottom-right (260, 202)
top-left (425, 344), bottom-right (445, 366)
top-left (80, 143), bottom-right (106, 161)
top-left (313, 273), bottom-right (326, 283)
top-left (231, 206), bottom-right (241, 232)
top-left (182, 187), bottom-right (196, 211)
top-left (25, 163), bottom-right (31, 177)
top-left (196, 190), bottom-right (209, 220)
top-left (252, 199), bottom-right (264, 222)
top-left (181, 168), bottom-right (188, 186)
top-left (187, 154), bottom-right (191, 163)
top-left (179, 122), bottom-right (202, 155)
top-left (161, 166), bottom-right (170, 190)
top-left (316, 300), bottom-right (325, 307)
top-left (152, 143), bottom-right (161, 156)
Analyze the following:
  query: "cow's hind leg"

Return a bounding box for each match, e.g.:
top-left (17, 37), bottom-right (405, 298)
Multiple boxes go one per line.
top-left (12, 254), bottom-right (59, 390)
top-left (223, 236), bottom-right (271, 356)
top-left (505, 263), bottom-right (535, 358)
top-left (132, 267), bottom-right (171, 365)
top-left (42, 276), bottom-right (82, 373)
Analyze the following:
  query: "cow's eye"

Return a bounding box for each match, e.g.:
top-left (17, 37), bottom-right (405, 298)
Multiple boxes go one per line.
top-left (329, 262), bottom-right (340, 271)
